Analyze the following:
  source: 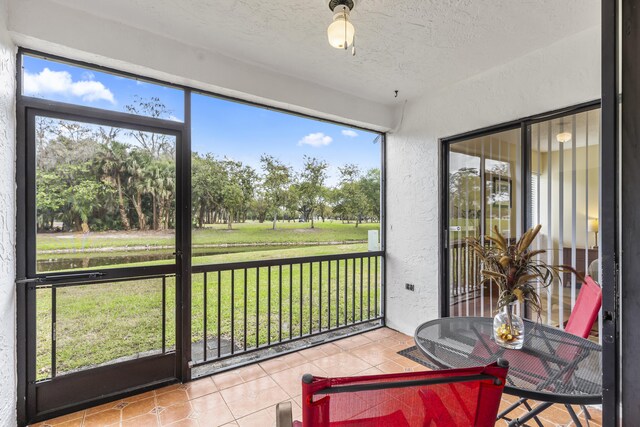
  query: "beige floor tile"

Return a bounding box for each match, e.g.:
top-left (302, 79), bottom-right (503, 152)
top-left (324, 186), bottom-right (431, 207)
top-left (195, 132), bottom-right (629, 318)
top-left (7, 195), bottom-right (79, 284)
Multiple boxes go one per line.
top-left (155, 384), bottom-right (184, 395)
top-left (158, 401), bottom-right (193, 426)
top-left (269, 362), bottom-right (327, 397)
top-left (156, 390), bottom-right (190, 408)
top-left (190, 392), bottom-right (234, 426)
top-left (164, 419), bottom-right (198, 427)
top-left (83, 409), bottom-right (121, 427)
top-left (185, 377), bottom-right (218, 400)
top-left (349, 342), bottom-right (394, 365)
top-left (236, 364), bottom-right (268, 382)
top-left (234, 407), bottom-right (275, 427)
top-left (333, 334), bottom-right (372, 350)
top-left (376, 360), bottom-right (410, 374)
top-left (121, 397), bottom-right (156, 420)
top-left (31, 410), bottom-right (85, 426)
top-left (121, 413), bottom-right (160, 427)
top-left (313, 342), bottom-right (342, 356)
top-left (123, 390), bottom-right (155, 403)
top-left (220, 376), bottom-right (288, 419)
top-left (354, 366), bottom-right (385, 376)
top-left (211, 370), bottom-right (245, 390)
top-left (360, 328), bottom-right (397, 341)
top-left (35, 328), bottom-right (597, 427)
top-left (296, 346), bottom-right (329, 361)
top-left (312, 352), bottom-right (372, 376)
top-left (258, 352), bottom-right (307, 375)
top-left (84, 400), bottom-right (124, 416)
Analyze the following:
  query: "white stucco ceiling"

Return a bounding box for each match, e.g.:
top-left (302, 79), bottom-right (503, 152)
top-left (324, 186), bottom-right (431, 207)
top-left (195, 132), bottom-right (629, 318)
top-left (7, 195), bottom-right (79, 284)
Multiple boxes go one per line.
top-left (44, 0), bottom-right (599, 105)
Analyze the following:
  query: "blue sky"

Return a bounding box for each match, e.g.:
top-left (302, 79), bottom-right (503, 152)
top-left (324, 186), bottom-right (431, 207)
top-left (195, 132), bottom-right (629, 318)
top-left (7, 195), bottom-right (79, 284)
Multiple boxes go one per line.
top-left (23, 55), bottom-right (381, 186)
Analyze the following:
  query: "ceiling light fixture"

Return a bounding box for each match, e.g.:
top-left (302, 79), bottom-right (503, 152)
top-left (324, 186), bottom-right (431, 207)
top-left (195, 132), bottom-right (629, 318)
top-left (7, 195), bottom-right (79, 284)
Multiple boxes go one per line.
top-left (327, 0), bottom-right (356, 55)
top-left (556, 132), bottom-right (572, 143)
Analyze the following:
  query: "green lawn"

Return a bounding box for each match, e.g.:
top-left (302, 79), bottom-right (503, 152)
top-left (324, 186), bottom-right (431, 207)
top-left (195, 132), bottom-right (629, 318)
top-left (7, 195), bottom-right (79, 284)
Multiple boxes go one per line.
top-left (37, 221), bottom-right (380, 252)
top-left (35, 243), bottom-right (382, 379)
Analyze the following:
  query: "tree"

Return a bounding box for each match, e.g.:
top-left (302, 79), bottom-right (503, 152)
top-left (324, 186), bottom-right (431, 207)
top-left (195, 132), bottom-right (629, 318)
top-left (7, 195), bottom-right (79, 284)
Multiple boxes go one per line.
top-left (449, 167), bottom-right (481, 219)
top-left (126, 149), bottom-right (154, 230)
top-left (337, 164), bottom-right (367, 227)
top-left (260, 155), bottom-right (293, 230)
top-left (296, 156), bottom-right (328, 228)
top-left (359, 168), bottom-right (381, 221)
top-left (98, 135), bottom-right (131, 230)
top-left (125, 96), bottom-right (175, 157)
top-left (221, 160), bottom-right (246, 229)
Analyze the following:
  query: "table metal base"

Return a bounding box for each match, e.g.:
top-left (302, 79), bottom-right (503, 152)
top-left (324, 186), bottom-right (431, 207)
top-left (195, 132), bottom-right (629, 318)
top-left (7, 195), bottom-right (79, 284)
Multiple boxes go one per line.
top-left (500, 399), bottom-right (589, 427)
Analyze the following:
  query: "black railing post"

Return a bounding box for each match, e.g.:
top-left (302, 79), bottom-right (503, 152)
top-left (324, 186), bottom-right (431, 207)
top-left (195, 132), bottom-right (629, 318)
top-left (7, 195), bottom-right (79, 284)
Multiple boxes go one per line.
top-left (243, 269), bottom-right (247, 352)
top-left (217, 271), bottom-right (221, 358)
top-left (279, 265), bottom-right (283, 343)
top-left (299, 263), bottom-right (303, 337)
top-left (289, 264), bottom-right (293, 340)
top-left (202, 273), bottom-right (206, 360)
top-left (309, 262), bottom-right (313, 334)
top-left (256, 267), bottom-right (260, 349)
top-left (268, 267), bottom-right (271, 345)
top-left (51, 287), bottom-right (56, 378)
top-left (319, 261), bottom-right (323, 332)
top-left (328, 261), bottom-right (332, 329)
top-left (360, 257), bottom-right (363, 322)
top-left (164, 276), bottom-right (168, 355)
top-left (231, 270), bottom-right (235, 354)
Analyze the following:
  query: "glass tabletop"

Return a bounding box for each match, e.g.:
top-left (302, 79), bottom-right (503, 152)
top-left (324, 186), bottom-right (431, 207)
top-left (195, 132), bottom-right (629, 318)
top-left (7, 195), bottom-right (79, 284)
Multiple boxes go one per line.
top-left (414, 317), bottom-right (602, 404)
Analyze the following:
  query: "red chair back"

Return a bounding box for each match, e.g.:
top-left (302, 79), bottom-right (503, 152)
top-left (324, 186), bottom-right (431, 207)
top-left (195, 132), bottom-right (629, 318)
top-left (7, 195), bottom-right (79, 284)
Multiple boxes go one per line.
top-left (565, 275), bottom-right (602, 339)
top-left (299, 361), bottom-right (508, 427)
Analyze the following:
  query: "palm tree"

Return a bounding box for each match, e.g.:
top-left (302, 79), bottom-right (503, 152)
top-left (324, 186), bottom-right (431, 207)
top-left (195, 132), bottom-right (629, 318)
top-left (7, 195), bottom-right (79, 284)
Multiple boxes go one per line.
top-left (98, 138), bottom-right (131, 230)
top-left (126, 150), bottom-right (153, 230)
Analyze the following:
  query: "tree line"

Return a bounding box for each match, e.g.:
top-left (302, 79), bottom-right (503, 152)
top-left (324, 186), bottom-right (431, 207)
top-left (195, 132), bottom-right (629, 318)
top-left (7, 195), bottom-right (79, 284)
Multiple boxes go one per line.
top-left (36, 100), bottom-right (380, 233)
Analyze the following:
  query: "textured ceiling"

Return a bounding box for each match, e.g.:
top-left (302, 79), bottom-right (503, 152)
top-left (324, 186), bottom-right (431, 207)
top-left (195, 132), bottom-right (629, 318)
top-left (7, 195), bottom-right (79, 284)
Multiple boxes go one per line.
top-left (49, 0), bottom-right (599, 105)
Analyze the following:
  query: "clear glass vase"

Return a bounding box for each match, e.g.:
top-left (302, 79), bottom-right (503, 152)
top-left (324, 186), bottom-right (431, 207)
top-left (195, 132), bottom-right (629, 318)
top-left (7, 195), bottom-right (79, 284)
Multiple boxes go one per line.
top-left (493, 302), bottom-right (524, 349)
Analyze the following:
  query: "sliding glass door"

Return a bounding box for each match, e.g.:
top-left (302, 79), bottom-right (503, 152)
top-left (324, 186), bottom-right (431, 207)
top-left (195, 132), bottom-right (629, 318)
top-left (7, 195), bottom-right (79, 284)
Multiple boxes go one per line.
top-left (444, 105), bottom-right (601, 341)
top-left (529, 108), bottom-right (601, 334)
top-left (446, 128), bottom-right (521, 317)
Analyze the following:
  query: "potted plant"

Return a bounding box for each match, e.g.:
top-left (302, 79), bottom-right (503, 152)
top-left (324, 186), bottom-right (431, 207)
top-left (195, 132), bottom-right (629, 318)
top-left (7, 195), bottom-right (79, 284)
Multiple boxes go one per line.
top-left (466, 224), bottom-right (578, 349)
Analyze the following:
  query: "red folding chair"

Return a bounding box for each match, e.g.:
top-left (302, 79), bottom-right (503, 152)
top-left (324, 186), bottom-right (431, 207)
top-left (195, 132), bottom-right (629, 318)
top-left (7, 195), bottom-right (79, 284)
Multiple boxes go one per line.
top-left (565, 275), bottom-right (602, 339)
top-left (276, 360), bottom-right (509, 427)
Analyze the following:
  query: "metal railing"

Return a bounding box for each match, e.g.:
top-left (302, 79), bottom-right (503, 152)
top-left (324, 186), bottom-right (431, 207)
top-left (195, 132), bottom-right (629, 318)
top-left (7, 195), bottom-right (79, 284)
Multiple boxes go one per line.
top-left (449, 239), bottom-right (602, 341)
top-left (190, 251), bottom-right (384, 366)
top-left (32, 273), bottom-right (176, 381)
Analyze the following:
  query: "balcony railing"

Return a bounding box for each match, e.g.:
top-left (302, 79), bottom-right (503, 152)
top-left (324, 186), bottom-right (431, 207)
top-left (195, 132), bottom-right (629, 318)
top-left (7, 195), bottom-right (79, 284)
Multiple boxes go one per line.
top-left (190, 251), bottom-right (385, 367)
top-left (449, 240), bottom-right (601, 341)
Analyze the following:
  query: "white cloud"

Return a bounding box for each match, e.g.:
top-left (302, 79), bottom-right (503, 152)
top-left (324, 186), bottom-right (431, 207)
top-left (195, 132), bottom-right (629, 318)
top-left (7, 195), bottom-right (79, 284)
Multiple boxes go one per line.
top-left (24, 68), bottom-right (116, 104)
top-left (298, 132), bottom-right (333, 147)
top-left (341, 129), bottom-right (358, 137)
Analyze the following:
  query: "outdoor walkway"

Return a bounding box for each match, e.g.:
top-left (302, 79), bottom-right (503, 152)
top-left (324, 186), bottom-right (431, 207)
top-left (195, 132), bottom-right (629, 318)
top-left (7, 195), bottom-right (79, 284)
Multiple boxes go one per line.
top-left (32, 327), bottom-right (601, 427)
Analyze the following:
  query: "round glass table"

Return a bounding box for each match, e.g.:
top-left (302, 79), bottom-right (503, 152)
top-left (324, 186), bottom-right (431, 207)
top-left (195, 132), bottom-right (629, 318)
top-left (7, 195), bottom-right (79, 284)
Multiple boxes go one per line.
top-left (414, 317), bottom-right (602, 406)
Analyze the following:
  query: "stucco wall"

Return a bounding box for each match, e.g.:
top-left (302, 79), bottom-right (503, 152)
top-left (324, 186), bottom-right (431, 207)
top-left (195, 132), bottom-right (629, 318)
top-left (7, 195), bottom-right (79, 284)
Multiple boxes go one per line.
top-left (384, 27), bottom-right (601, 335)
top-left (0, 0), bottom-right (16, 423)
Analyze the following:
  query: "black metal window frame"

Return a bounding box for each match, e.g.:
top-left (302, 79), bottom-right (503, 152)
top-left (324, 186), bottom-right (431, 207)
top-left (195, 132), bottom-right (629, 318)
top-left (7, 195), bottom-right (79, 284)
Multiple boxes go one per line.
top-left (15, 48), bottom-right (387, 425)
top-left (439, 99), bottom-right (601, 319)
top-left (439, 95), bottom-right (621, 423)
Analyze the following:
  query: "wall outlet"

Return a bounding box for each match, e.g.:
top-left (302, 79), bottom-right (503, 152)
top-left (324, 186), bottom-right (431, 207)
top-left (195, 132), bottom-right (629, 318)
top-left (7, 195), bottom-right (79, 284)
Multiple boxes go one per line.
top-left (405, 283), bottom-right (415, 291)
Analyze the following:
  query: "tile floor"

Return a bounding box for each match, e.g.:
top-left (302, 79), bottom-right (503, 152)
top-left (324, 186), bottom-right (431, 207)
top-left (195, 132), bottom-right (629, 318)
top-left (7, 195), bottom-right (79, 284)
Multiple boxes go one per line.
top-left (32, 327), bottom-right (602, 427)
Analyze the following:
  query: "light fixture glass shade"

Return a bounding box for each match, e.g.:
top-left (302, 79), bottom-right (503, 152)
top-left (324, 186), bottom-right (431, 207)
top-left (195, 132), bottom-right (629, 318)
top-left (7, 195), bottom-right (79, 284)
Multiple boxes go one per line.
top-left (589, 218), bottom-right (599, 233)
top-left (556, 132), bottom-right (572, 143)
top-left (327, 15), bottom-right (355, 49)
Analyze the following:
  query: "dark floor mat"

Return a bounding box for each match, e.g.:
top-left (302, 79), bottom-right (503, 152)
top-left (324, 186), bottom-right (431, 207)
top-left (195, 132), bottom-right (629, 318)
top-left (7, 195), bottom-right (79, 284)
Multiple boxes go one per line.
top-left (396, 346), bottom-right (441, 370)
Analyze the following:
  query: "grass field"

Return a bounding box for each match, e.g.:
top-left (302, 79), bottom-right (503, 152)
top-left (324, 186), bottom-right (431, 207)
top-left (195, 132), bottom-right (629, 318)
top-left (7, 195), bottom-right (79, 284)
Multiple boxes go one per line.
top-left (37, 221), bottom-right (380, 252)
top-left (35, 224), bottom-right (382, 379)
